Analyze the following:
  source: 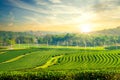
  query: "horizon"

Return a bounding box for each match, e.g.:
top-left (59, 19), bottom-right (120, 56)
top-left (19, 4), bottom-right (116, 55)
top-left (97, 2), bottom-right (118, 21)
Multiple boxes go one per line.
top-left (0, 0), bottom-right (120, 32)
top-left (0, 25), bottom-right (120, 34)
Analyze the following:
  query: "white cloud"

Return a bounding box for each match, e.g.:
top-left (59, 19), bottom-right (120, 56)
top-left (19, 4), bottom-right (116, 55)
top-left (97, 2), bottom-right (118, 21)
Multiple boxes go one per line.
top-left (50, 4), bottom-right (81, 14)
top-left (25, 16), bottom-right (38, 22)
top-left (49, 0), bottom-right (62, 3)
top-left (34, 0), bottom-right (48, 5)
top-left (8, 0), bottom-right (83, 15)
top-left (8, 0), bottom-right (120, 28)
top-left (8, 0), bottom-right (50, 14)
top-left (92, 0), bottom-right (120, 12)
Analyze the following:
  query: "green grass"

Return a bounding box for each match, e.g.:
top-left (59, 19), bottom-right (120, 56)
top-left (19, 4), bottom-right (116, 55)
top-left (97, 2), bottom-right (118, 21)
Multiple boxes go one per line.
top-left (1, 44), bottom-right (105, 50)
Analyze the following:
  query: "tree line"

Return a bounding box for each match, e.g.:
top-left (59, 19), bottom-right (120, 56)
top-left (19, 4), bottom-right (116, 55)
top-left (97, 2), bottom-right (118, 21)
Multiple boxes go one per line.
top-left (0, 31), bottom-right (120, 47)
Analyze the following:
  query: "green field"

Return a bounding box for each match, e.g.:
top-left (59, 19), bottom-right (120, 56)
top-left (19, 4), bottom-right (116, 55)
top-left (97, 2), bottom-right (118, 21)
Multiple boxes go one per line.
top-left (0, 46), bottom-right (120, 80)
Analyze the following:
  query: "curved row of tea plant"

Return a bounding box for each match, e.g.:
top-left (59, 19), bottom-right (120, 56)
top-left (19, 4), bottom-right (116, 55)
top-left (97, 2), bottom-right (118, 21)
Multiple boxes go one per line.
top-left (0, 48), bottom-right (120, 72)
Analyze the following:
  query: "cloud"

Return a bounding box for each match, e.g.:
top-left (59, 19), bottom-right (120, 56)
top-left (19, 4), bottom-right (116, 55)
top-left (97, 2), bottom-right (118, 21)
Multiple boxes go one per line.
top-left (8, 0), bottom-right (50, 14)
top-left (8, 22), bottom-right (14, 27)
top-left (49, 0), bottom-right (62, 3)
top-left (6, 0), bottom-right (97, 25)
top-left (34, 0), bottom-right (48, 5)
top-left (92, 0), bottom-right (120, 12)
top-left (34, 0), bottom-right (62, 5)
top-left (6, 11), bottom-right (15, 27)
top-left (50, 4), bottom-right (81, 14)
top-left (24, 16), bottom-right (42, 24)
top-left (8, 0), bottom-right (85, 26)
top-left (5, 0), bottom-right (120, 32)
top-left (9, 11), bottom-right (15, 21)
top-left (8, 0), bottom-right (82, 15)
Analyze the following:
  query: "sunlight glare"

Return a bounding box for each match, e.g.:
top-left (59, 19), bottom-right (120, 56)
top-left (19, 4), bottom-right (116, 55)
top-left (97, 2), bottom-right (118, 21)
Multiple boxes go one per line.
top-left (80, 24), bottom-right (91, 33)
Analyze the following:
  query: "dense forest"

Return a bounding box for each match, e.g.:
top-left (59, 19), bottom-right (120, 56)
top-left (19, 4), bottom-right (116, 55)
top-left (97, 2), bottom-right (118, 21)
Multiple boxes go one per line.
top-left (0, 28), bottom-right (120, 47)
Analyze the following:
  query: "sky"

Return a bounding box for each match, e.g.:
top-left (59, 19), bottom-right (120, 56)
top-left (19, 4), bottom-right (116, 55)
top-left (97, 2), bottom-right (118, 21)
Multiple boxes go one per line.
top-left (0, 0), bottom-right (120, 32)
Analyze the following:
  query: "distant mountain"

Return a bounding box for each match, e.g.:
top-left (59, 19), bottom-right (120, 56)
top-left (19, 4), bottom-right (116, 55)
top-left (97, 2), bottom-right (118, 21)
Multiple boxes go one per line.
top-left (91, 26), bottom-right (120, 35)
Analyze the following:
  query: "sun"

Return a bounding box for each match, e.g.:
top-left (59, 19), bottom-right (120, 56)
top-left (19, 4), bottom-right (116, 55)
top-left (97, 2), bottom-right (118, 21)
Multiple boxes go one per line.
top-left (80, 24), bottom-right (91, 33)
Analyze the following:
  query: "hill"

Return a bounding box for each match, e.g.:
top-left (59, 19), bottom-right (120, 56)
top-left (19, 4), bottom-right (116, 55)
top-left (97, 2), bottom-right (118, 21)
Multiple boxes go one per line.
top-left (91, 26), bottom-right (120, 35)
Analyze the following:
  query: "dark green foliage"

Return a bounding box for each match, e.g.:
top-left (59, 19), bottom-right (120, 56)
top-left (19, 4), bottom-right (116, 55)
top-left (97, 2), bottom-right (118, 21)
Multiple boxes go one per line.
top-left (0, 31), bottom-right (120, 47)
top-left (0, 71), bottom-right (119, 80)
top-left (105, 46), bottom-right (120, 50)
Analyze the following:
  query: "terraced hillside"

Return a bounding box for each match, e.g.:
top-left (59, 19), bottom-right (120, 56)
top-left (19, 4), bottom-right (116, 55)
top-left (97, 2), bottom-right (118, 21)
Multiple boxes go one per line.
top-left (0, 47), bottom-right (120, 72)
